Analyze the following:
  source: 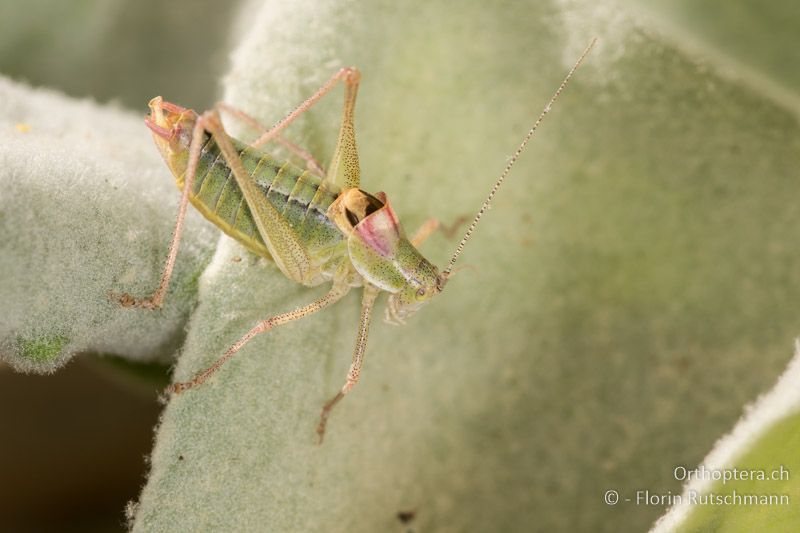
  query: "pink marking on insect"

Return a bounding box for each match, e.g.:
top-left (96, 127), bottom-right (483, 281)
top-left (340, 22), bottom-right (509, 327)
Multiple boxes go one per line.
top-left (354, 196), bottom-right (401, 258)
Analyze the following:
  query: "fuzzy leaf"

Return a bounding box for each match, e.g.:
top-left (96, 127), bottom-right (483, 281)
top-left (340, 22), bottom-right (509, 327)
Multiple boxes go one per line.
top-left (653, 348), bottom-right (800, 531)
top-left (130, 1), bottom-right (800, 532)
top-left (0, 77), bottom-right (215, 372)
top-left (622, 0), bottom-right (800, 108)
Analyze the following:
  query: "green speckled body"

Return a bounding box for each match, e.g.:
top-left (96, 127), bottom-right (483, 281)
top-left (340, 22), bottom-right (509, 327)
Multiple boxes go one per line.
top-left (177, 134), bottom-right (348, 285)
top-left (147, 93), bottom-right (441, 315)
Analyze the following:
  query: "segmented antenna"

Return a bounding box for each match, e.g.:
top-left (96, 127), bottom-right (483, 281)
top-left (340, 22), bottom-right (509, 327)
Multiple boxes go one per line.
top-left (441, 38), bottom-right (597, 280)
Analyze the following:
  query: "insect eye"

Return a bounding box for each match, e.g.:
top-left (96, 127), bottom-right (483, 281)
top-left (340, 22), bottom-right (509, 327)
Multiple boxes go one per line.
top-left (416, 288), bottom-right (426, 297)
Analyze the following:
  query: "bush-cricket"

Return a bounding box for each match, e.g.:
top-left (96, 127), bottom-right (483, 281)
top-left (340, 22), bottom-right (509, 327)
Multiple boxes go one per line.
top-left (114, 39), bottom-right (596, 442)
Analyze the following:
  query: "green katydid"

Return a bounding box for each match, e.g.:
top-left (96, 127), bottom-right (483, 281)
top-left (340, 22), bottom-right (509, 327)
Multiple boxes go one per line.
top-left (114, 39), bottom-right (596, 442)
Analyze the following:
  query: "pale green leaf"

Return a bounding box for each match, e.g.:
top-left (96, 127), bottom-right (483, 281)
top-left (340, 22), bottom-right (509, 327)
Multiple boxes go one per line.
top-left (130, 1), bottom-right (800, 531)
top-left (0, 77), bottom-right (215, 371)
top-left (653, 349), bottom-right (800, 532)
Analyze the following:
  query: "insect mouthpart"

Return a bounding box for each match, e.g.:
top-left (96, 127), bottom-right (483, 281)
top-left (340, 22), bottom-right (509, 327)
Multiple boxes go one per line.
top-left (435, 272), bottom-right (449, 292)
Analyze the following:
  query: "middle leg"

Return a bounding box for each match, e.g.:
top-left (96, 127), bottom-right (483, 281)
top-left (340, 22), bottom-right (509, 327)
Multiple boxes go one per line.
top-left (172, 281), bottom-right (350, 393)
top-left (411, 218), bottom-right (441, 247)
top-left (317, 284), bottom-right (381, 443)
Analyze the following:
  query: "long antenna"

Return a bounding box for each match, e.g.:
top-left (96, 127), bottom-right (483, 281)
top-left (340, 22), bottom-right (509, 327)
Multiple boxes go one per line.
top-left (441, 38), bottom-right (597, 281)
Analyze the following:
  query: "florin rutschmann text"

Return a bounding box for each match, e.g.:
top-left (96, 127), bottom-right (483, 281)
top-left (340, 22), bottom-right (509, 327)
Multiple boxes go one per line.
top-left (602, 465), bottom-right (791, 507)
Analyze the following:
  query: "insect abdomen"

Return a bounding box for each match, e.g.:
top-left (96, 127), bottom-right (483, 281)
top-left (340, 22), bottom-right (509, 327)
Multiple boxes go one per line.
top-left (178, 135), bottom-right (344, 266)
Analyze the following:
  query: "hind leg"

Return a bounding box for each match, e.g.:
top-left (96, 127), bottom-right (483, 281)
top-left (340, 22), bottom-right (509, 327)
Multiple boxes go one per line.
top-left (111, 113), bottom-right (207, 310)
top-left (215, 102), bottom-right (326, 176)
